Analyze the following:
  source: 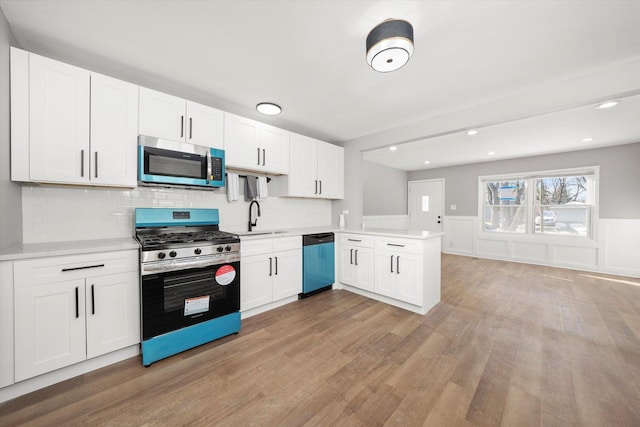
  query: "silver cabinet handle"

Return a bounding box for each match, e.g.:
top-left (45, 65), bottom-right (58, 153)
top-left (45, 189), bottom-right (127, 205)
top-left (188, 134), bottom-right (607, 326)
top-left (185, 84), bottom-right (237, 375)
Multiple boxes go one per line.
top-left (390, 255), bottom-right (394, 273)
top-left (347, 239), bottom-right (361, 242)
top-left (396, 256), bottom-right (400, 274)
top-left (180, 115), bottom-right (184, 138)
top-left (257, 148), bottom-right (261, 165)
top-left (94, 152), bottom-right (98, 178)
top-left (355, 249), bottom-right (358, 266)
top-left (275, 256), bottom-right (278, 275)
top-left (262, 148), bottom-right (266, 166)
top-left (62, 264), bottom-right (105, 272)
top-left (315, 180), bottom-right (318, 194)
top-left (189, 117), bottom-right (193, 139)
top-left (350, 248), bottom-right (353, 264)
top-left (75, 287), bottom-right (79, 319)
top-left (319, 180), bottom-right (322, 194)
top-left (80, 150), bottom-right (84, 177)
top-left (269, 257), bottom-right (272, 276)
top-left (387, 243), bottom-right (405, 247)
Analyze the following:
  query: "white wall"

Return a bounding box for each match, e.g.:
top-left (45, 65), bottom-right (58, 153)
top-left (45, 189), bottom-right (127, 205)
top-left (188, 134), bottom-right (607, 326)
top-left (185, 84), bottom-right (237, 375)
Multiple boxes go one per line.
top-left (21, 185), bottom-right (331, 243)
top-left (0, 9), bottom-right (21, 250)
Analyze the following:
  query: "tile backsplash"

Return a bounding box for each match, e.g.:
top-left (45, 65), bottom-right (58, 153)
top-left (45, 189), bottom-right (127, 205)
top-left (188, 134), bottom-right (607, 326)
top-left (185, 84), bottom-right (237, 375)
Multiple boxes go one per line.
top-left (22, 184), bottom-right (332, 243)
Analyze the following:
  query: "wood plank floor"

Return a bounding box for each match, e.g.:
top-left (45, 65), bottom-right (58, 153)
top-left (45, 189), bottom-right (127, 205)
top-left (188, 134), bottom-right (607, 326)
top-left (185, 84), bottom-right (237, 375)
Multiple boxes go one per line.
top-left (1, 254), bottom-right (639, 426)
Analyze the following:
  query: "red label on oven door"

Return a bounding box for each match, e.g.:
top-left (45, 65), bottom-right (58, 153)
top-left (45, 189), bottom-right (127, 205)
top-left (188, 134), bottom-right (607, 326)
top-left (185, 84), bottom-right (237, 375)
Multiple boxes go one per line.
top-left (215, 264), bottom-right (236, 285)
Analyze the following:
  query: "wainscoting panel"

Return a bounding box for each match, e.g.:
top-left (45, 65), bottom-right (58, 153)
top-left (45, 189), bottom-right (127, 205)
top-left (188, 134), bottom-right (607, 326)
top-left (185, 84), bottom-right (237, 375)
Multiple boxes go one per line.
top-left (512, 241), bottom-right (548, 262)
top-left (443, 216), bottom-right (639, 278)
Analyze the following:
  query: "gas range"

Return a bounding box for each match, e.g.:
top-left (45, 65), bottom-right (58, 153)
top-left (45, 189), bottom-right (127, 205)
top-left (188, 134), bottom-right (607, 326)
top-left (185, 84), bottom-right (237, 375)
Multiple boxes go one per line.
top-left (134, 207), bottom-right (242, 366)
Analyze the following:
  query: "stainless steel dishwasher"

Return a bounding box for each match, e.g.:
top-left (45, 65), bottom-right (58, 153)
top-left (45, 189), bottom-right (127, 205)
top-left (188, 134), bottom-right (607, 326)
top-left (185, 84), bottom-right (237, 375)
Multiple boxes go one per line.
top-left (300, 232), bottom-right (335, 298)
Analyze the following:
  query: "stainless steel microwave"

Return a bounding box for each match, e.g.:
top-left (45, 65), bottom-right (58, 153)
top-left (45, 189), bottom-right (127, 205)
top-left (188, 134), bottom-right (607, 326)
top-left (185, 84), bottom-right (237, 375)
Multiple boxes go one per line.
top-left (138, 135), bottom-right (225, 188)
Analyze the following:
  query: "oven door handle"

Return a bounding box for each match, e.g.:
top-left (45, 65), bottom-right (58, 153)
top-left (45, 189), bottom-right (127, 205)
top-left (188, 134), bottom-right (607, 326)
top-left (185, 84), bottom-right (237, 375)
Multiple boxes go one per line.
top-left (141, 255), bottom-right (239, 275)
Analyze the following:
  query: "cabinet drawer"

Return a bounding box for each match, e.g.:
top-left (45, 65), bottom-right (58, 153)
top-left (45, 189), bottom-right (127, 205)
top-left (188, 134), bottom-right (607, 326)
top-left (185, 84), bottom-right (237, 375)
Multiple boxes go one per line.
top-left (14, 250), bottom-right (138, 287)
top-left (375, 237), bottom-right (423, 254)
top-left (340, 233), bottom-right (374, 248)
top-left (273, 236), bottom-right (301, 252)
top-left (241, 239), bottom-right (273, 257)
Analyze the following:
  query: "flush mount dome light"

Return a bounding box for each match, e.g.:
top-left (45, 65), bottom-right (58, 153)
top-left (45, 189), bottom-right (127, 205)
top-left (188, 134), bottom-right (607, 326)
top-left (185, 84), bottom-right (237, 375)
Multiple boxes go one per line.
top-left (256, 102), bottom-right (282, 115)
top-left (366, 19), bottom-right (414, 72)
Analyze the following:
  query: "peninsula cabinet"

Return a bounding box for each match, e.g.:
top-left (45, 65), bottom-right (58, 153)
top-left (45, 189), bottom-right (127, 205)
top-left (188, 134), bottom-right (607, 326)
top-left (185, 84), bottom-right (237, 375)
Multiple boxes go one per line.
top-left (240, 236), bottom-right (301, 315)
top-left (336, 231), bottom-right (442, 315)
top-left (270, 133), bottom-right (344, 199)
top-left (138, 87), bottom-right (224, 149)
top-left (12, 250), bottom-right (139, 382)
top-left (338, 233), bottom-right (374, 292)
top-left (224, 113), bottom-right (290, 174)
top-left (10, 47), bottom-right (139, 187)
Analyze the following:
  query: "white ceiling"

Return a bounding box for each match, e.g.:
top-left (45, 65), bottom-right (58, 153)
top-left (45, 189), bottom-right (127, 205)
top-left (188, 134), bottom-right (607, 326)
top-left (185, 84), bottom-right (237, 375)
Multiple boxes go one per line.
top-left (1, 0), bottom-right (639, 170)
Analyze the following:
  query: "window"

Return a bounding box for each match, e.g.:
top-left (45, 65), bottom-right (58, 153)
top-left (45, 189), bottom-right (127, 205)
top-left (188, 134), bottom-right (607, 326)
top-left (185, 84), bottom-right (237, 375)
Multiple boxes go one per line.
top-left (481, 168), bottom-right (596, 238)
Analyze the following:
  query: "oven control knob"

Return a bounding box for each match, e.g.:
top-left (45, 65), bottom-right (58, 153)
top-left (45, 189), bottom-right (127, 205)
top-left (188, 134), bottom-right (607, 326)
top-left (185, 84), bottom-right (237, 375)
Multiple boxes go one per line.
top-left (225, 245), bottom-right (232, 251)
top-left (216, 246), bottom-right (224, 252)
top-left (194, 248), bottom-right (202, 255)
top-left (157, 252), bottom-right (166, 259)
top-left (169, 251), bottom-right (177, 258)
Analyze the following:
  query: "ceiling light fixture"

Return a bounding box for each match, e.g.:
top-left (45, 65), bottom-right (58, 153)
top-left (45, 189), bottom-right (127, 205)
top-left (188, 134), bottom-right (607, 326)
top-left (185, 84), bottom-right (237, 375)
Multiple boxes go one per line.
top-left (466, 129), bottom-right (478, 136)
top-left (366, 19), bottom-right (414, 73)
top-left (423, 160), bottom-right (430, 164)
top-left (596, 100), bottom-right (620, 109)
top-left (487, 151), bottom-right (496, 156)
top-left (581, 137), bottom-right (594, 142)
top-left (389, 146), bottom-right (398, 151)
top-left (256, 102), bottom-right (282, 115)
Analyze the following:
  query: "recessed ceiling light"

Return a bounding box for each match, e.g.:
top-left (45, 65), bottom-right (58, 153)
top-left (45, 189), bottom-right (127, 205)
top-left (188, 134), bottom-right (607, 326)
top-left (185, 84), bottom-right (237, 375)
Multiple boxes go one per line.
top-left (389, 146), bottom-right (398, 151)
top-left (466, 129), bottom-right (478, 136)
top-left (596, 100), bottom-right (620, 109)
top-left (423, 160), bottom-right (430, 164)
top-left (581, 137), bottom-right (594, 142)
top-left (256, 102), bottom-right (282, 115)
top-left (487, 151), bottom-right (496, 156)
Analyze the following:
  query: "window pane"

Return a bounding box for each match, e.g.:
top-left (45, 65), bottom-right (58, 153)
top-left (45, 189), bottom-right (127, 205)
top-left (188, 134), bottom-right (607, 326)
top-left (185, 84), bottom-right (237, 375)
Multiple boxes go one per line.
top-left (536, 176), bottom-right (589, 205)
top-left (483, 180), bottom-right (527, 233)
top-left (534, 206), bottom-right (589, 236)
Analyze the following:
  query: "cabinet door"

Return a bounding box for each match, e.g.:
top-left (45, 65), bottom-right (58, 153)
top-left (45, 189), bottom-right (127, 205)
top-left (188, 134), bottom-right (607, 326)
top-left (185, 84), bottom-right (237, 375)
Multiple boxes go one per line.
top-left (374, 250), bottom-right (397, 299)
top-left (316, 142), bottom-right (344, 199)
top-left (339, 245), bottom-right (356, 286)
top-left (86, 272), bottom-right (140, 359)
top-left (272, 249), bottom-right (302, 301)
top-left (139, 87), bottom-right (186, 142)
top-left (260, 125), bottom-right (289, 174)
top-left (240, 254), bottom-right (273, 311)
top-left (90, 73), bottom-right (139, 187)
top-left (287, 133), bottom-right (318, 197)
top-left (186, 101), bottom-right (224, 149)
top-left (224, 113), bottom-right (261, 170)
top-left (14, 279), bottom-right (87, 381)
top-left (29, 54), bottom-right (90, 184)
top-left (396, 253), bottom-right (422, 305)
top-left (354, 247), bottom-right (375, 292)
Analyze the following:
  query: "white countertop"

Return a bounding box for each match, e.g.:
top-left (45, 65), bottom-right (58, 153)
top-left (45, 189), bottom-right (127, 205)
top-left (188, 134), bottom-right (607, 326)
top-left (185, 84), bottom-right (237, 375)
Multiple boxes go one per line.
top-left (233, 226), bottom-right (443, 241)
top-left (337, 228), bottom-right (444, 240)
top-left (0, 238), bottom-right (140, 262)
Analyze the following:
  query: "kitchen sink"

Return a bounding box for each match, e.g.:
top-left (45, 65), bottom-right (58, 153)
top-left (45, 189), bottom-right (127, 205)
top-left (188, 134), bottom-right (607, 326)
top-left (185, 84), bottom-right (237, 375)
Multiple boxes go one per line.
top-left (238, 230), bottom-right (288, 236)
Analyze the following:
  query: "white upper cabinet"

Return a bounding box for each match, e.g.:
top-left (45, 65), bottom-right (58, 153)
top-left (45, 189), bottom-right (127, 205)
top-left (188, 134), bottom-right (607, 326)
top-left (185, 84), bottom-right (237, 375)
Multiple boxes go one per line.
top-left (138, 87), bottom-right (224, 149)
top-left (10, 48), bottom-right (139, 187)
top-left (90, 73), bottom-right (139, 187)
top-left (270, 132), bottom-right (344, 199)
top-left (224, 113), bottom-right (289, 174)
top-left (27, 52), bottom-right (90, 184)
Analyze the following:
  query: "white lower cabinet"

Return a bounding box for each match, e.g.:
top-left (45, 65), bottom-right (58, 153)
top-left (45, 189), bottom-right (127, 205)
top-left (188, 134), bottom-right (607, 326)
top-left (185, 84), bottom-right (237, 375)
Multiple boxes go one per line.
top-left (241, 237), bottom-right (302, 312)
top-left (374, 249), bottom-right (422, 306)
top-left (12, 251), bottom-right (139, 382)
top-left (339, 234), bottom-right (374, 292)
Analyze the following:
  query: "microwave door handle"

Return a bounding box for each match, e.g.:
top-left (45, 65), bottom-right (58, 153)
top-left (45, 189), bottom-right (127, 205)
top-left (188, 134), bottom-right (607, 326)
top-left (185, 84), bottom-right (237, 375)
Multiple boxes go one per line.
top-left (206, 151), bottom-right (211, 183)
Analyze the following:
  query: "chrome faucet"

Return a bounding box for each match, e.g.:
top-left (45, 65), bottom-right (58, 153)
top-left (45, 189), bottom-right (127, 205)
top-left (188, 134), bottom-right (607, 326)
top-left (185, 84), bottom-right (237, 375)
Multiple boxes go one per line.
top-left (248, 200), bottom-right (261, 231)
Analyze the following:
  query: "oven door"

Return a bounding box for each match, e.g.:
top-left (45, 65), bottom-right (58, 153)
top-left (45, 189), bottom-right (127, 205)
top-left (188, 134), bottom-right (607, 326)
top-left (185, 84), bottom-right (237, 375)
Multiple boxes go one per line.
top-left (141, 259), bottom-right (240, 340)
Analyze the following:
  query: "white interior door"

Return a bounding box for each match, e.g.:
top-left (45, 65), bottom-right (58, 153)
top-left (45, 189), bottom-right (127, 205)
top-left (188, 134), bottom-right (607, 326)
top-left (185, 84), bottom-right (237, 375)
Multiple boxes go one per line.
top-left (408, 179), bottom-right (444, 232)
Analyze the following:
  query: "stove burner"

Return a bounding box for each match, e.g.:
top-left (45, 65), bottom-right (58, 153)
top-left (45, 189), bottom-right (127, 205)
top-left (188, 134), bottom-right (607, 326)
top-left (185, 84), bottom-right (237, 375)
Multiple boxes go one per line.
top-left (136, 229), bottom-right (239, 251)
